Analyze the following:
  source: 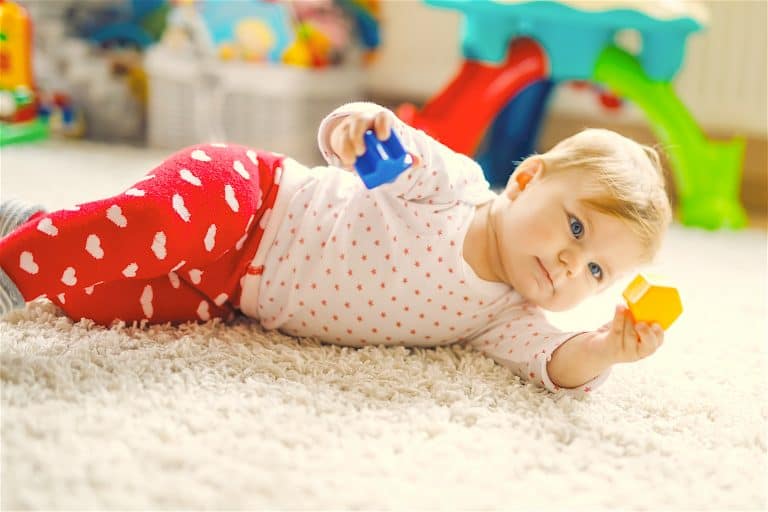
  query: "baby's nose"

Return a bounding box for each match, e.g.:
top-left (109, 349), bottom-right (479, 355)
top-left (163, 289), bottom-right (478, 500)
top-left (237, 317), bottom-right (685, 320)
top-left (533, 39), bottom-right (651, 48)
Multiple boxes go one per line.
top-left (562, 250), bottom-right (586, 278)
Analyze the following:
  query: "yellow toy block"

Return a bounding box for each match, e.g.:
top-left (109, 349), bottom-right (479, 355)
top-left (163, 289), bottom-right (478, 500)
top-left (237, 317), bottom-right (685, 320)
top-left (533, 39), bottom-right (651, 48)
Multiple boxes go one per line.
top-left (622, 273), bottom-right (682, 330)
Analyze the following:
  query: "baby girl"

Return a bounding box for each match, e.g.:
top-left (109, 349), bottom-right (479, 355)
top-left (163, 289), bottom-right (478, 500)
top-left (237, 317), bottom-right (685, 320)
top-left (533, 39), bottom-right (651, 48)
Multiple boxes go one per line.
top-left (0, 102), bottom-right (672, 398)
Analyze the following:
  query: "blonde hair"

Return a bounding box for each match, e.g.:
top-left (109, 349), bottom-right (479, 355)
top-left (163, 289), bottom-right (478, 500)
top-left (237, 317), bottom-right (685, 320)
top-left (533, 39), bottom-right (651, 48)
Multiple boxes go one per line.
top-left (535, 128), bottom-right (672, 262)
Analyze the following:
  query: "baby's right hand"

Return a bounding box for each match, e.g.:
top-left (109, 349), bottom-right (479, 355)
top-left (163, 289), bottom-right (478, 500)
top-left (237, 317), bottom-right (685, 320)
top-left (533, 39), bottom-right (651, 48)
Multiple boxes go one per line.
top-left (594, 304), bottom-right (665, 364)
top-left (329, 111), bottom-right (394, 169)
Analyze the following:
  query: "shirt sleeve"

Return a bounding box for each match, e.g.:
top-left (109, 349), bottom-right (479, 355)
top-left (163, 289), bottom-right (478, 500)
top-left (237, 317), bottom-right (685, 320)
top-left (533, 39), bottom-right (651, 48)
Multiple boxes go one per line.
top-left (317, 101), bottom-right (493, 207)
top-left (466, 302), bottom-right (611, 399)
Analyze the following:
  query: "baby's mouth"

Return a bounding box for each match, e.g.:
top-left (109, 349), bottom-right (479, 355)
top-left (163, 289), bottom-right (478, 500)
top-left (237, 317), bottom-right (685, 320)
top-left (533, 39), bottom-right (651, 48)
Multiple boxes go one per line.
top-left (536, 257), bottom-right (554, 291)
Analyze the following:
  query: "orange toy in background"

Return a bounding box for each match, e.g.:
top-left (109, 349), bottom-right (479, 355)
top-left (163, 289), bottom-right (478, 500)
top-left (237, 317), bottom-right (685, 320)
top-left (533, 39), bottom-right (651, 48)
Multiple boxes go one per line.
top-left (0, 0), bottom-right (48, 145)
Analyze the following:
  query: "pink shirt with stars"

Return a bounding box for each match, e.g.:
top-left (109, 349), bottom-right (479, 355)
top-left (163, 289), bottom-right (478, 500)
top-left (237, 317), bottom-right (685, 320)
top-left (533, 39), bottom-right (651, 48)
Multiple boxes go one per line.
top-left (239, 102), bottom-right (610, 398)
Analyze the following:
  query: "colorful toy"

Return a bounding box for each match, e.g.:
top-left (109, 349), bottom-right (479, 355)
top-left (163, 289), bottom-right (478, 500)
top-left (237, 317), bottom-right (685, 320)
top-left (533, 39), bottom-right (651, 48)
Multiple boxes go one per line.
top-left (284, 20), bottom-right (335, 68)
top-left (282, 35), bottom-right (312, 67)
top-left (0, 0), bottom-right (48, 146)
top-left (63, 0), bottom-right (169, 53)
top-left (83, 0), bottom-right (169, 50)
top-left (160, 0), bottom-right (212, 55)
top-left (38, 91), bottom-right (86, 138)
top-left (199, 0), bottom-right (293, 62)
top-left (593, 45), bottom-right (746, 231)
top-left (337, 0), bottom-right (380, 57)
top-left (478, 78), bottom-right (625, 186)
top-left (476, 79), bottom-right (554, 185)
top-left (219, 17), bottom-right (277, 61)
top-left (622, 273), bottom-right (682, 330)
top-left (398, 0), bottom-right (747, 230)
top-left (168, 0), bottom-right (378, 67)
top-left (355, 129), bottom-right (413, 189)
top-left (398, 37), bottom-right (547, 157)
top-left (287, 0), bottom-right (353, 67)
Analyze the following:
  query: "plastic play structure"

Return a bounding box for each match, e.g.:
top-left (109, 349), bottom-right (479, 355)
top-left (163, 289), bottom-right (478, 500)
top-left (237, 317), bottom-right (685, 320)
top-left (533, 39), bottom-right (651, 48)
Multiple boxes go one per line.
top-left (0, 0), bottom-right (48, 146)
top-left (397, 0), bottom-right (747, 230)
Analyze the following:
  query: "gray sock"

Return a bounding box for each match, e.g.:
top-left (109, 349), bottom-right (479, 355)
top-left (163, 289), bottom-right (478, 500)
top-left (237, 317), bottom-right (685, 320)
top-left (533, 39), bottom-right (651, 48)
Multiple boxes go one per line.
top-left (0, 266), bottom-right (25, 316)
top-left (0, 198), bottom-right (45, 238)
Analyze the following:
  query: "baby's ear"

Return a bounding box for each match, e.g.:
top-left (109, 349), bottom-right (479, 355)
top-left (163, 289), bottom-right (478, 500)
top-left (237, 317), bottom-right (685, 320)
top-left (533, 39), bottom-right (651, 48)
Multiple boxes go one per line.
top-left (504, 158), bottom-right (543, 199)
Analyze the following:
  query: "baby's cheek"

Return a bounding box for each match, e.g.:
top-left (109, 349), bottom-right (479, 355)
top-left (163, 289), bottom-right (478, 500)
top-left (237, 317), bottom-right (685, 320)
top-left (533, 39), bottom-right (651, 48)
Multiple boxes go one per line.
top-left (525, 221), bottom-right (558, 248)
top-left (554, 285), bottom-right (591, 311)
top-left (601, 275), bottom-right (621, 292)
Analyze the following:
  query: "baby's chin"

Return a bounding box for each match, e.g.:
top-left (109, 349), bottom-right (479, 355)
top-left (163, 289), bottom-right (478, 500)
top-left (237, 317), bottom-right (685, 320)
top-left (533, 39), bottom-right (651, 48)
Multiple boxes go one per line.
top-left (508, 271), bottom-right (584, 311)
top-left (522, 293), bottom-right (576, 312)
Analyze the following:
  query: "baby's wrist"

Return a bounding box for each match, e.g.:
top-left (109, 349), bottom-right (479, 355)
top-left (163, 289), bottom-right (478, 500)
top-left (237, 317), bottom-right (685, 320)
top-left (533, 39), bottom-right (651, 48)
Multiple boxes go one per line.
top-left (547, 332), bottom-right (614, 389)
top-left (589, 329), bottom-right (620, 365)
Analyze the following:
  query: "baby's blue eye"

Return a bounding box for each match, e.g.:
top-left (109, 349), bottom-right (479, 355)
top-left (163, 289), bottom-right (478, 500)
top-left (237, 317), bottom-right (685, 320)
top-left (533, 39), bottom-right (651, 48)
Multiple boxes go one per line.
top-left (569, 214), bottom-right (603, 281)
top-left (569, 216), bottom-right (584, 238)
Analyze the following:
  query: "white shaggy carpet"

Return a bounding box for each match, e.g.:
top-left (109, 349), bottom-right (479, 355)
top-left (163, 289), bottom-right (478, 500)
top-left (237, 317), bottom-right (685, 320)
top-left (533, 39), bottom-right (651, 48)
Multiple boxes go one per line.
top-left (1, 140), bottom-right (767, 510)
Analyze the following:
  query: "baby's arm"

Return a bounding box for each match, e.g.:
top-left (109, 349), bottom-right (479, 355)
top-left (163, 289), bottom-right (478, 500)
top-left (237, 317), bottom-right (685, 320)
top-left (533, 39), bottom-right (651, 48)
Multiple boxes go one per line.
top-left (547, 304), bottom-right (665, 388)
top-left (545, 332), bottom-right (614, 389)
top-left (317, 102), bottom-right (491, 204)
top-left (466, 303), bottom-right (612, 398)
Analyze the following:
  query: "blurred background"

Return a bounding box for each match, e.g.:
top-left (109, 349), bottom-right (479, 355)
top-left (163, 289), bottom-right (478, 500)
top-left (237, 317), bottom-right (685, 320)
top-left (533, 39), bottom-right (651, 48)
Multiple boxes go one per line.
top-left (1, 0), bottom-right (766, 227)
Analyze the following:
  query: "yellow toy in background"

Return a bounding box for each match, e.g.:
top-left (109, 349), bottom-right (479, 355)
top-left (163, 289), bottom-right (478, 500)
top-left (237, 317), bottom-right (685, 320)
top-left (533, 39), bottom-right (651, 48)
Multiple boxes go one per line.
top-left (622, 273), bottom-right (683, 330)
top-left (0, 0), bottom-right (33, 91)
top-left (282, 22), bottom-right (333, 68)
top-left (282, 38), bottom-right (312, 67)
top-left (218, 18), bottom-right (276, 62)
top-left (0, 0), bottom-right (48, 145)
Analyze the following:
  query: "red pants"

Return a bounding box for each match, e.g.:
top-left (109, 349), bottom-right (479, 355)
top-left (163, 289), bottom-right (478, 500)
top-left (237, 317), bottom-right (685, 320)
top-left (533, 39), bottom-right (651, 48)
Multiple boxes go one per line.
top-left (0, 144), bottom-right (281, 325)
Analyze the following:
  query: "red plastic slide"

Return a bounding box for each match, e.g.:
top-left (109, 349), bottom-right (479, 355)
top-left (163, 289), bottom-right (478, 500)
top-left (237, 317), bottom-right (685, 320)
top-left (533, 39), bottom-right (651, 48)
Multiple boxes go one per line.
top-left (397, 38), bottom-right (548, 156)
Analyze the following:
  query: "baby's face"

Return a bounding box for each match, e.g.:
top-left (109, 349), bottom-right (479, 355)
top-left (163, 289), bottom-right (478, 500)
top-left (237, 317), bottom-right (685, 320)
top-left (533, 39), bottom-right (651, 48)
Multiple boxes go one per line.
top-left (492, 171), bottom-right (646, 311)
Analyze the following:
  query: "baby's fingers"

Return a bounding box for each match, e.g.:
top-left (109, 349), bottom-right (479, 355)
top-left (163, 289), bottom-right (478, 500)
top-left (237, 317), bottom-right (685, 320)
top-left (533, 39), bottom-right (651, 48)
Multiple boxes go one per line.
top-left (373, 111), bottom-right (393, 140)
top-left (610, 304), bottom-right (626, 336)
top-left (602, 304), bottom-right (632, 361)
top-left (348, 116), bottom-right (373, 156)
top-left (331, 122), bottom-right (360, 167)
top-left (634, 322), bottom-right (664, 358)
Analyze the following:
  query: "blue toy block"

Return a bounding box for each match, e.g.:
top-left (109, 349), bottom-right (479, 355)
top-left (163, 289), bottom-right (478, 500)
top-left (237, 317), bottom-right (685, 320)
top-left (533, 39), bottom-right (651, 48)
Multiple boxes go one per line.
top-left (355, 130), bottom-right (413, 189)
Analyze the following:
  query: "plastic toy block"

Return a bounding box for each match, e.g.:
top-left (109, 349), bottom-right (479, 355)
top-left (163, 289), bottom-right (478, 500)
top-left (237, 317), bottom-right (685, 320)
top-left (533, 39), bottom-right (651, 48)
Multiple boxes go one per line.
top-left (354, 129), bottom-right (413, 189)
top-left (622, 273), bottom-right (682, 330)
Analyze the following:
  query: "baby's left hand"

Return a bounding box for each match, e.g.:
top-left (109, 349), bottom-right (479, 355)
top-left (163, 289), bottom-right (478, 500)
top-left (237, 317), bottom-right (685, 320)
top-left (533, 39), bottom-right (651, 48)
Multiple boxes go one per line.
top-left (330, 110), bottom-right (394, 168)
top-left (594, 304), bottom-right (665, 364)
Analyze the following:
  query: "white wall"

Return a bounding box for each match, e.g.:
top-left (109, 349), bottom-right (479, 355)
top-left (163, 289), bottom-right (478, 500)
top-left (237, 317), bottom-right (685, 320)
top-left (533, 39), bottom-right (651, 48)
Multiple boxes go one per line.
top-left (365, 1), bottom-right (768, 137)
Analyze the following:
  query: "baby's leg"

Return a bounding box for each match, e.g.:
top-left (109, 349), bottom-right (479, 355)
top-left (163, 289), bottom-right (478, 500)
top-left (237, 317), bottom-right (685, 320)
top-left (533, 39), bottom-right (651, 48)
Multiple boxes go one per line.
top-left (0, 144), bottom-right (282, 321)
top-left (50, 273), bottom-right (233, 325)
top-left (0, 198), bottom-right (44, 239)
